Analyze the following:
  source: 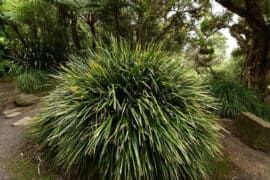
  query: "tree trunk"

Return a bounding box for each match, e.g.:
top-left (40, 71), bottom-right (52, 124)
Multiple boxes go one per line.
top-left (71, 17), bottom-right (81, 50)
top-left (89, 22), bottom-right (96, 51)
top-left (86, 13), bottom-right (97, 51)
top-left (216, 0), bottom-right (270, 92)
top-left (242, 31), bottom-right (270, 92)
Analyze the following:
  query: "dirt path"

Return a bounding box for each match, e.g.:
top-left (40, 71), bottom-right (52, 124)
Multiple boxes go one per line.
top-left (0, 113), bottom-right (24, 180)
top-left (220, 119), bottom-right (270, 180)
top-left (0, 105), bottom-right (40, 180)
top-left (222, 132), bottom-right (270, 179)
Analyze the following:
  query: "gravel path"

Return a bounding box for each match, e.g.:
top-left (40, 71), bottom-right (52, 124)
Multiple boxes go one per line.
top-left (0, 114), bottom-right (24, 179)
top-left (0, 104), bottom-right (41, 180)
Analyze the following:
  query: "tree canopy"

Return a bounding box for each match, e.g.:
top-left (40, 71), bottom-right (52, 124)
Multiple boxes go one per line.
top-left (0, 0), bottom-right (269, 91)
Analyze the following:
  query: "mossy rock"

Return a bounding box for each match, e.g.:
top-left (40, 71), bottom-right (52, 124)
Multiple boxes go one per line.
top-left (14, 94), bottom-right (39, 106)
top-left (235, 112), bottom-right (270, 153)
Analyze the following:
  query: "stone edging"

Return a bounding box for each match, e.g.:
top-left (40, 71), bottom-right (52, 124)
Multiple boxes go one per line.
top-left (235, 112), bottom-right (270, 154)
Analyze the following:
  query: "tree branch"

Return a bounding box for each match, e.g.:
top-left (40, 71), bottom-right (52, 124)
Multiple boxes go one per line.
top-left (216, 0), bottom-right (247, 17)
top-left (229, 24), bottom-right (249, 51)
top-left (155, 0), bottom-right (209, 42)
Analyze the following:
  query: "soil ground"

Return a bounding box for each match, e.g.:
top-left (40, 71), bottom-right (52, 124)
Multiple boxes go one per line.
top-left (222, 133), bottom-right (270, 179)
top-left (0, 105), bottom-right (41, 180)
top-left (220, 119), bottom-right (270, 180)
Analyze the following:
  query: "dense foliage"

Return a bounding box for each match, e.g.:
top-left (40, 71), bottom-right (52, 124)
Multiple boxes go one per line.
top-left (0, 60), bottom-right (19, 77)
top-left (0, 0), bottom-right (229, 69)
top-left (216, 52), bottom-right (245, 81)
top-left (31, 39), bottom-right (220, 179)
top-left (2, 0), bottom-right (71, 69)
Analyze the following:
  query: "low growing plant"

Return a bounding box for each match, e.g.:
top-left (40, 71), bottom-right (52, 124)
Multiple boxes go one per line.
top-left (31, 38), bottom-right (220, 179)
top-left (17, 70), bottom-right (53, 93)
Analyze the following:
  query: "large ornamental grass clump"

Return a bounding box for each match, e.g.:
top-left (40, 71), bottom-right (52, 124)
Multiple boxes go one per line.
top-left (31, 38), bottom-right (220, 179)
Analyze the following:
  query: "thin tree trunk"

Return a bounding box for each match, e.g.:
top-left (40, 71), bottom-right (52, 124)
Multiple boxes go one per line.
top-left (114, 0), bottom-right (122, 38)
top-left (86, 14), bottom-right (97, 51)
top-left (89, 22), bottom-right (96, 50)
top-left (71, 17), bottom-right (81, 50)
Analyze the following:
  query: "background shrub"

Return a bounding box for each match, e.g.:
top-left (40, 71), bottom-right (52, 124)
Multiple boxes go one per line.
top-left (214, 54), bottom-right (245, 81)
top-left (17, 70), bottom-right (53, 93)
top-left (0, 60), bottom-right (20, 77)
top-left (209, 76), bottom-right (267, 119)
top-left (31, 38), bottom-right (220, 179)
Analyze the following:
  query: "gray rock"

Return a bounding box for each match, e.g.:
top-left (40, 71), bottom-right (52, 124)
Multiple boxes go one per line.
top-left (14, 94), bottom-right (39, 106)
top-left (5, 112), bottom-right (22, 118)
top-left (12, 116), bottom-right (32, 126)
top-left (3, 107), bottom-right (23, 115)
top-left (236, 112), bottom-right (270, 154)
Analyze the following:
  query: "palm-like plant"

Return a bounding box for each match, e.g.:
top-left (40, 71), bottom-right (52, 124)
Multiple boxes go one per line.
top-left (31, 37), bottom-right (220, 179)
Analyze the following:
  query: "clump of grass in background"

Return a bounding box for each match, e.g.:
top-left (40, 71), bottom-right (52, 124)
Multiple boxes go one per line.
top-left (209, 75), bottom-right (267, 120)
top-left (209, 51), bottom-right (270, 121)
top-left (31, 37), bottom-right (221, 180)
top-left (260, 104), bottom-right (270, 122)
top-left (17, 70), bottom-right (54, 93)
